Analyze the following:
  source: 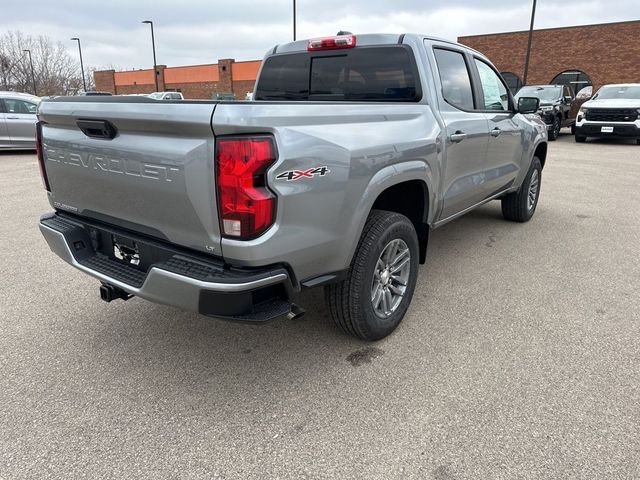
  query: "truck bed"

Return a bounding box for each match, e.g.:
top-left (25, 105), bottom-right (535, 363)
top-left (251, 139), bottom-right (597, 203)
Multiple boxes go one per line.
top-left (39, 96), bottom-right (435, 281)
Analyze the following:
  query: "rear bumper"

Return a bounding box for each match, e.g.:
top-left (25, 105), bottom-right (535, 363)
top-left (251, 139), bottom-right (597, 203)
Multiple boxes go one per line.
top-left (39, 213), bottom-right (295, 322)
top-left (575, 122), bottom-right (640, 138)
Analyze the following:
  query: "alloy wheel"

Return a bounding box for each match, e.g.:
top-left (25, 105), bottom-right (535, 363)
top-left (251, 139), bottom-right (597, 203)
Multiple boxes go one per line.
top-left (371, 239), bottom-right (411, 318)
top-left (528, 169), bottom-right (539, 211)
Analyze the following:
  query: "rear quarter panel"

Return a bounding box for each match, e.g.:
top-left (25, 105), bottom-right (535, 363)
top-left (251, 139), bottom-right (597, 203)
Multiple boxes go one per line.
top-left (213, 102), bottom-right (441, 283)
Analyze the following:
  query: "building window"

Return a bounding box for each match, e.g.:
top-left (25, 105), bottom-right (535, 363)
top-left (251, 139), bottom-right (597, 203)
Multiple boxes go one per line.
top-left (550, 70), bottom-right (592, 97)
top-left (501, 72), bottom-right (522, 94)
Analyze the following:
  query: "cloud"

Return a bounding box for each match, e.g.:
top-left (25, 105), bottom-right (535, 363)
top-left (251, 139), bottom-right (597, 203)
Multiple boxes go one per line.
top-left (0, 0), bottom-right (637, 70)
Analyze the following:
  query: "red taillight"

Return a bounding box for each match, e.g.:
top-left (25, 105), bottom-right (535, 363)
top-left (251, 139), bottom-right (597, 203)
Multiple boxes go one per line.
top-left (307, 35), bottom-right (356, 51)
top-left (35, 121), bottom-right (50, 192)
top-left (216, 136), bottom-right (277, 239)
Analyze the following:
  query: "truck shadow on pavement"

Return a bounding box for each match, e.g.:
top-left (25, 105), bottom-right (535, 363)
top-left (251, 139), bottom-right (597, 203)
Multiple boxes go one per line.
top-left (79, 201), bottom-right (518, 390)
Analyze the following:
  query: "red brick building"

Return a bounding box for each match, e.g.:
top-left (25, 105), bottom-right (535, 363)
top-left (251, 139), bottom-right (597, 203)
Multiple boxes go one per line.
top-left (94, 59), bottom-right (261, 99)
top-left (458, 20), bottom-right (640, 95)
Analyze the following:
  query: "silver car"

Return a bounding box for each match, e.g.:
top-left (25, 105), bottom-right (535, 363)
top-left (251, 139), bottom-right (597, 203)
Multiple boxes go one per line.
top-left (0, 91), bottom-right (41, 149)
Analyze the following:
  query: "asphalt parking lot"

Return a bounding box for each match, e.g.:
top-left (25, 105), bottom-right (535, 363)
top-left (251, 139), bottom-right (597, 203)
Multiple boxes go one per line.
top-left (1, 133), bottom-right (639, 479)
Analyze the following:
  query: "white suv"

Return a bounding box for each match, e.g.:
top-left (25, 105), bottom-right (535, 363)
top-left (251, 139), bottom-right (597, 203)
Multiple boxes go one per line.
top-left (575, 83), bottom-right (640, 145)
top-left (148, 91), bottom-right (184, 100)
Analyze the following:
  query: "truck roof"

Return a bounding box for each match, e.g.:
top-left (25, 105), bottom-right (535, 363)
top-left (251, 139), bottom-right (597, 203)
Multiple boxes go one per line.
top-left (272, 33), bottom-right (484, 57)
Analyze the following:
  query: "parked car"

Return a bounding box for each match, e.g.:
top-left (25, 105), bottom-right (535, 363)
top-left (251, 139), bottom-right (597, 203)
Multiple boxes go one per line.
top-left (576, 86), bottom-right (593, 100)
top-left (0, 91), bottom-right (41, 150)
top-left (515, 85), bottom-right (576, 140)
top-left (570, 86), bottom-right (593, 127)
top-left (575, 83), bottom-right (640, 144)
top-left (148, 92), bottom-right (184, 100)
top-left (37, 33), bottom-right (547, 340)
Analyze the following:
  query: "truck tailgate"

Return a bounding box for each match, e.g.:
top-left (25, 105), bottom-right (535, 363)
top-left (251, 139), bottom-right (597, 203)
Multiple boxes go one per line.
top-left (38, 99), bottom-right (222, 256)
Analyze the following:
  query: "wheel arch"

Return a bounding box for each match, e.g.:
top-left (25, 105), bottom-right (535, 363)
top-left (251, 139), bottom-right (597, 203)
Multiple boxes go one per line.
top-left (534, 141), bottom-right (548, 169)
top-left (371, 180), bottom-right (430, 264)
top-left (344, 162), bottom-right (435, 268)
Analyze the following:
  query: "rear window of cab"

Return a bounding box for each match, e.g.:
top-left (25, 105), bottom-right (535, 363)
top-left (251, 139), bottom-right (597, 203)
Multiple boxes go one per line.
top-left (255, 45), bottom-right (422, 102)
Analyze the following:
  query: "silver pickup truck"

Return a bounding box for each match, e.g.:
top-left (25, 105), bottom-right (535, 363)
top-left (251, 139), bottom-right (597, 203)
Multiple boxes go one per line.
top-left (37, 34), bottom-right (547, 340)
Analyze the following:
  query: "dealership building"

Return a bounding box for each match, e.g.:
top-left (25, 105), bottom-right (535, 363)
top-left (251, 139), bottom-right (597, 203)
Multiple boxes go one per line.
top-left (94, 20), bottom-right (639, 99)
top-left (458, 20), bottom-right (639, 95)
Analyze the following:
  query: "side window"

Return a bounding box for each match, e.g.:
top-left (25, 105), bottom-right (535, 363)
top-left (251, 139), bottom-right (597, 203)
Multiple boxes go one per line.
top-left (0, 100), bottom-right (5, 113)
top-left (433, 48), bottom-right (475, 110)
top-left (4, 99), bottom-right (17, 113)
top-left (24, 101), bottom-right (38, 114)
top-left (4, 99), bottom-right (37, 114)
top-left (474, 59), bottom-right (509, 111)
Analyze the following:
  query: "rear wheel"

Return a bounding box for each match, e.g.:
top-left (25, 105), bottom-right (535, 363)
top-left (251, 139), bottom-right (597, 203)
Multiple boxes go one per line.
top-left (549, 116), bottom-right (561, 141)
top-left (324, 210), bottom-right (419, 341)
top-left (501, 157), bottom-right (542, 223)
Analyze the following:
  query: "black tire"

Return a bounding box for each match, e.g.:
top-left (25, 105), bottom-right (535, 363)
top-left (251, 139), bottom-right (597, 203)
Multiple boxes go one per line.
top-left (548, 116), bottom-right (561, 141)
top-left (575, 135), bottom-right (587, 143)
top-left (571, 124), bottom-right (576, 135)
top-left (324, 210), bottom-right (419, 341)
top-left (501, 157), bottom-right (542, 223)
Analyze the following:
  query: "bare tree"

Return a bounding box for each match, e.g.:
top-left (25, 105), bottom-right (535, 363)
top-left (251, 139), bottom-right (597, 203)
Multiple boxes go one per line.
top-left (0, 31), bottom-right (84, 96)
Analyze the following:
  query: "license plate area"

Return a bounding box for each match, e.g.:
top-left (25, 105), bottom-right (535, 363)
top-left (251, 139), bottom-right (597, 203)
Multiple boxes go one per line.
top-left (85, 224), bottom-right (179, 273)
top-left (112, 235), bottom-right (140, 266)
top-left (601, 126), bottom-right (614, 133)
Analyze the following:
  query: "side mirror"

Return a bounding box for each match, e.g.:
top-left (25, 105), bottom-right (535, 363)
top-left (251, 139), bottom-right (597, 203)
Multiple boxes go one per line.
top-left (517, 97), bottom-right (540, 114)
top-left (564, 96), bottom-right (573, 104)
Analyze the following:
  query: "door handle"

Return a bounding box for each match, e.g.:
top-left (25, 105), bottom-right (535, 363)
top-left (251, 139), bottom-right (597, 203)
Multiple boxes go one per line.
top-left (450, 131), bottom-right (467, 143)
top-left (6, 116), bottom-right (19, 119)
top-left (491, 128), bottom-right (502, 137)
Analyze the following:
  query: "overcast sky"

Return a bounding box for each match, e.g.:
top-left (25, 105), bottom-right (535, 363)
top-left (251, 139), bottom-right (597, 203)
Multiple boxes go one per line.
top-left (2, 0), bottom-right (638, 70)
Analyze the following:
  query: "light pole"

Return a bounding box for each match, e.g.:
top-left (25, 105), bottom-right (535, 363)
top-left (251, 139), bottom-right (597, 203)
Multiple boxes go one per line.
top-left (293, 0), bottom-right (297, 41)
top-left (141, 20), bottom-right (159, 92)
top-left (71, 37), bottom-right (87, 92)
top-left (22, 49), bottom-right (37, 96)
top-left (523, 0), bottom-right (537, 86)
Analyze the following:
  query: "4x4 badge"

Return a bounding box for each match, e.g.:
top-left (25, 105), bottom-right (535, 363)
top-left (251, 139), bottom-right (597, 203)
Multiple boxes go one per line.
top-left (276, 166), bottom-right (330, 181)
